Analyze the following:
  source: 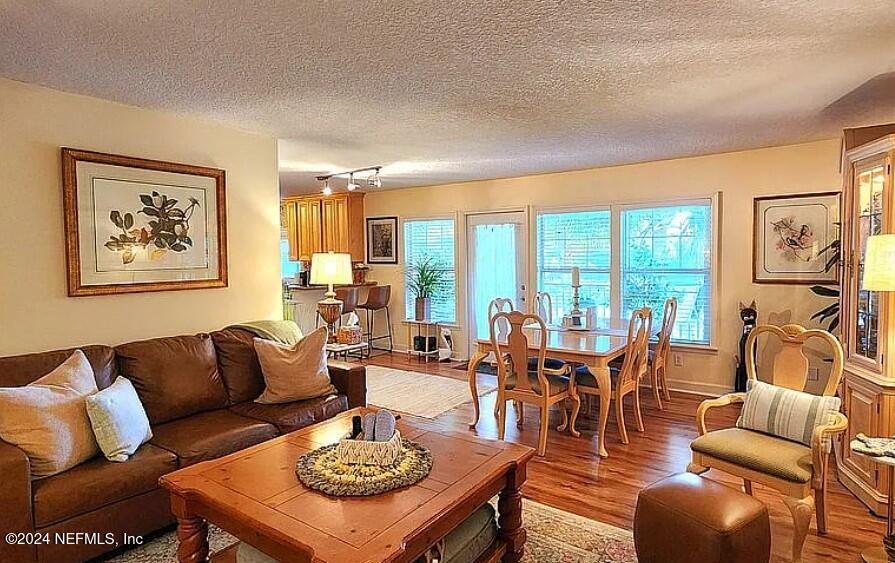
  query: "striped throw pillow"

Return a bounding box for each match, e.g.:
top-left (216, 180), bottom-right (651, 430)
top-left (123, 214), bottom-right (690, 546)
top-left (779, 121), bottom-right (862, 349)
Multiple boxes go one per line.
top-left (736, 379), bottom-right (841, 447)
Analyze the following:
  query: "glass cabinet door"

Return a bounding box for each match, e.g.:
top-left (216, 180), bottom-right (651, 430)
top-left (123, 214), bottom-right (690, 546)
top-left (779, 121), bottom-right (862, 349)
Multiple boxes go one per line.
top-left (853, 160), bottom-right (887, 364)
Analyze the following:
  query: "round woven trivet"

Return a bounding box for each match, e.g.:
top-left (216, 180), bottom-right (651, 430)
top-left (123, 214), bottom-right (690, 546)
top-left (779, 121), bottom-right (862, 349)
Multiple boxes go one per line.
top-left (296, 439), bottom-right (433, 496)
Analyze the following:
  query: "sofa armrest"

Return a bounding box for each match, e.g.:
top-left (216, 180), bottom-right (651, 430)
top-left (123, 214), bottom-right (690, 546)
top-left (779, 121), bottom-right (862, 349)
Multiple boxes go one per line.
top-left (0, 440), bottom-right (36, 563)
top-left (328, 360), bottom-right (366, 408)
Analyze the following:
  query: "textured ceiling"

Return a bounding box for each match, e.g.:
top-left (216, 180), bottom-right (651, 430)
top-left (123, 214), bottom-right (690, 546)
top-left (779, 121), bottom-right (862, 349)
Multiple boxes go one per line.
top-left (2, 1), bottom-right (895, 196)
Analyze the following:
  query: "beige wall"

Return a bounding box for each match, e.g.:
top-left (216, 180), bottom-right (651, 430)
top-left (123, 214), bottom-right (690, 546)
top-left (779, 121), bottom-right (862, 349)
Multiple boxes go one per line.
top-left (0, 79), bottom-right (282, 355)
top-left (365, 139), bottom-right (843, 395)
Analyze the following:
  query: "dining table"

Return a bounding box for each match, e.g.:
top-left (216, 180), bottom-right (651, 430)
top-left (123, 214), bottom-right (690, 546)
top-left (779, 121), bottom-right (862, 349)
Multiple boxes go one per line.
top-left (466, 317), bottom-right (659, 458)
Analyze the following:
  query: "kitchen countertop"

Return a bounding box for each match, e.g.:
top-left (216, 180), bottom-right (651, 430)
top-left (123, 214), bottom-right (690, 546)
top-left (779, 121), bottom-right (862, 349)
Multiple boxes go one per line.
top-left (286, 281), bottom-right (378, 291)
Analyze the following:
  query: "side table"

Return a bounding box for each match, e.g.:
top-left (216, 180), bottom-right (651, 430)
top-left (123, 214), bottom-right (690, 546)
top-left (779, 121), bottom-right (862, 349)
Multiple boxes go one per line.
top-left (403, 319), bottom-right (440, 362)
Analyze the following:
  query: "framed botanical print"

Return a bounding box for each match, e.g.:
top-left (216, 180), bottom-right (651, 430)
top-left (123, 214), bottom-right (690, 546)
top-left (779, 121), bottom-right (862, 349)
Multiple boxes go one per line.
top-left (752, 191), bottom-right (840, 284)
top-left (366, 216), bottom-right (398, 264)
top-left (62, 148), bottom-right (228, 296)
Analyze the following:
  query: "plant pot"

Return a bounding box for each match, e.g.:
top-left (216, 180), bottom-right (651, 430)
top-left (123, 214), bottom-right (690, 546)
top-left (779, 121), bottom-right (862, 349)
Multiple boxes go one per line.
top-left (415, 297), bottom-right (430, 321)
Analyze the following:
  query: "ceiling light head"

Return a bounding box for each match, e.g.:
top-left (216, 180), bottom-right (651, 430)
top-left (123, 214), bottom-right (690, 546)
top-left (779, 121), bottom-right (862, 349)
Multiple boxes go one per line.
top-left (322, 178), bottom-right (332, 196)
top-left (368, 168), bottom-right (382, 188)
top-left (346, 172), bottom-right (359, 191)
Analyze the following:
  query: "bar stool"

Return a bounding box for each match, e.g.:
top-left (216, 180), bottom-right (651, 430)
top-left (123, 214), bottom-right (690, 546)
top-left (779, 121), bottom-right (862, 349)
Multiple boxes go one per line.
top-left (358, 285), bottom-right (393, 356)
top-left (316, 287), bottom-right (359, 328)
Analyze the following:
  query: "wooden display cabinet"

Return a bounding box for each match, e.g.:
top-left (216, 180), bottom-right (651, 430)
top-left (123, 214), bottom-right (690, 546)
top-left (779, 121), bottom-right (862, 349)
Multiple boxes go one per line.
top-left (282, 192), bottom-right (365, 262)
top-left (835, 127), bottom-right (895, 515)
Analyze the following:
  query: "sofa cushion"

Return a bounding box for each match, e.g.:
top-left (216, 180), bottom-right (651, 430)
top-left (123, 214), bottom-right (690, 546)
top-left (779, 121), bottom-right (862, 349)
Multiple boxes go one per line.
top-left (0, 344), bottom-right (116, 389)
top-left (0, 350), bottom-right (100, 478)
top-left (211, 328), bottom-right (266, 404)
top-left (150, 410), bottom-right (278, 466)
top-left (116, 334), bottom-right (229, 424)
top-left (31, 443), bottom-right (177, 528)
top-left (230, 393), bottom-right (348, 434)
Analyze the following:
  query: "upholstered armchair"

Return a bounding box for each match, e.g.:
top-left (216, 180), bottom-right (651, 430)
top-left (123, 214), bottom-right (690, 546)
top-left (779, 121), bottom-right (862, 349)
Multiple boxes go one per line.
top-left (688, 324), bottom-right (847, 563)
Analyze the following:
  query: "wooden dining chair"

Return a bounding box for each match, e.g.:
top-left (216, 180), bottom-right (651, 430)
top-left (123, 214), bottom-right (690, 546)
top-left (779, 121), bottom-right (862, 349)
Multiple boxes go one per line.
top-left (688, 324), bottom-right (847, 563)
top-left (567, 307), bottom-right (652, 444)
top-left (649, 297), bottom-right (677, 410)
top-left (491, 310), bottom-right (578, 456)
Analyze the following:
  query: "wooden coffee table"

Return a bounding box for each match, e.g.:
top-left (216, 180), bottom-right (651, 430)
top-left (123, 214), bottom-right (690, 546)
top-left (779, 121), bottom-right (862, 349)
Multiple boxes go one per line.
top-left (160, 408), bottom-right (535, 563)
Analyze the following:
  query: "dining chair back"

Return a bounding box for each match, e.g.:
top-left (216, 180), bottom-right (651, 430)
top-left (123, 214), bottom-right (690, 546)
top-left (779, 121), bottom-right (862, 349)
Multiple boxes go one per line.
top-left (489, 310), bottom-right (577, 456)
top-left (649, 297), bottom-right (677, 409)
top-left (532, 292), bottom-right (554, 324)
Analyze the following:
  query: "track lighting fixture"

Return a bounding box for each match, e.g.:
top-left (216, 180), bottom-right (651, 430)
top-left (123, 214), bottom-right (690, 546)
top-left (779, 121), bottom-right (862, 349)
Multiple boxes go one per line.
top-left (316, 165), bottom-right (383, 194)
top-left (346, 173), bottom-right (359, 191)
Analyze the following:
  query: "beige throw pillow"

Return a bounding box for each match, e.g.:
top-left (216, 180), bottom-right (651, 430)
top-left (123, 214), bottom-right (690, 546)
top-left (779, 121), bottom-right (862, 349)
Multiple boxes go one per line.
top-left (86, 377), bottom-right (153, 462)
top-left (254, 327), bottom-right (336, 404)
top-left (0, 350), bottom-right (99, 478)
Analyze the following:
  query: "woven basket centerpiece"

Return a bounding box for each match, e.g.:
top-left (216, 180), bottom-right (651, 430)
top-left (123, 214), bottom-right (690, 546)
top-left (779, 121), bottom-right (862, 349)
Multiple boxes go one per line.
top-left (296, 411), bottom-right (433, 497)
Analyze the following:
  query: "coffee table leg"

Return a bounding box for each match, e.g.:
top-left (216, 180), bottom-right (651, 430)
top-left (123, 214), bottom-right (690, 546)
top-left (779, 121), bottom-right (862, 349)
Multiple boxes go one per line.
top-left (171, 496), bottom-right (209, 563)
top-left (498, 471), bottom-right (526, 563)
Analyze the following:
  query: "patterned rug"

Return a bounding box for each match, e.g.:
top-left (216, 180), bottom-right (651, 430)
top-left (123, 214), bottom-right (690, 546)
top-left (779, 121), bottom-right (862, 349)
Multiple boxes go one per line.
top-left (365, 365), bottom-right (496, 419)
top-left (106, 498), bottom-right (636, 562)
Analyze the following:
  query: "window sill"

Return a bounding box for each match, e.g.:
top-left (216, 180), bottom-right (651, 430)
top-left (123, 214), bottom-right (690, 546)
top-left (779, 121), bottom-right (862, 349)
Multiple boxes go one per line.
top-left (670, 343), bottom-right (719, 355)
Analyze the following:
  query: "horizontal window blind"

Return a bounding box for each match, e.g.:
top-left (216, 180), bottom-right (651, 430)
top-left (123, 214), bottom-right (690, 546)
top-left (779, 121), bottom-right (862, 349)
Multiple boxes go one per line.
top-left (621, 202), bottom-right (713, 344)
top-left (536, 210), bottom-right (611, 321)
top-left (403, 219), bottom-right (457, 322)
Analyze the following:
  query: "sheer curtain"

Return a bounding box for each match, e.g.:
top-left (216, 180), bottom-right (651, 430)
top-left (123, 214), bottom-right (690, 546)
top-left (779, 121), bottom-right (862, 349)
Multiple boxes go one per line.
top-left (473, 223), bottom-right (518, 340)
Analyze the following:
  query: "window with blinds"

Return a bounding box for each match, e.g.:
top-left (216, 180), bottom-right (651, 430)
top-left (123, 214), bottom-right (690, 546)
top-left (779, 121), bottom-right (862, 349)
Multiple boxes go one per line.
top-left (536, 210), bottom-right (611, 320)
top-left (620, 202), bottom-right (713, 345)
top-left (403, 218), bottom-right (457, 322)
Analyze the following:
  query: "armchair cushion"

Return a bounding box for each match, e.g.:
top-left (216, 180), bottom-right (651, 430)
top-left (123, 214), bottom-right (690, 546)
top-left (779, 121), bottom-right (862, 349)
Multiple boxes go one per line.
top-left (691, 427), bottom-right (813, 483)
top-left (737, 380), bottom-right (841, 447)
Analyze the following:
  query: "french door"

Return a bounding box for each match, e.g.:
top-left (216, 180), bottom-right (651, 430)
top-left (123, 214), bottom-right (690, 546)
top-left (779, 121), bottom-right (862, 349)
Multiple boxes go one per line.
top-left (466, 211), bottom-right (529, 356)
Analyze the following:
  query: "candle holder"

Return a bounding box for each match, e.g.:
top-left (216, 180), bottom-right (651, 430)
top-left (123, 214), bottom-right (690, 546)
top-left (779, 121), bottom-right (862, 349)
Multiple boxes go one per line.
top-left (562, 284), bottom-right (587, 330)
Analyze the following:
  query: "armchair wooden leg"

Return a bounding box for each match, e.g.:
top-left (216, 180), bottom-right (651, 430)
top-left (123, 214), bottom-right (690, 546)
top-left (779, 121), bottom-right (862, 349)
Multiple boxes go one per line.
top-left (687, 454), bottom-right (708, 475)
top-left (743, 479), bottom-right (753, 495)
top-left (783, 494), bottom-right (815, 563)
top-left (616, 395), bottom-right (629, 444)
top-left (537, 405), bottom-right (548, 456)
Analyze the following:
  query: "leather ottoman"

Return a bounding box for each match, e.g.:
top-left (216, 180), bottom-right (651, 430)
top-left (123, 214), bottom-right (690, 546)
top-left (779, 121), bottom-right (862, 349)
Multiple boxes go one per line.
top-left (634, 473), bottom-right (771, 563)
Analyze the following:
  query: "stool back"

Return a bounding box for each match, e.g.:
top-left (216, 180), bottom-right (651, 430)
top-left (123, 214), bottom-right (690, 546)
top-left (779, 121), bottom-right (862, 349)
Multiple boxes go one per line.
top-left (363, 285), bottom-right (391, 310)
top-left (335, 287), bottom-right (359, 314)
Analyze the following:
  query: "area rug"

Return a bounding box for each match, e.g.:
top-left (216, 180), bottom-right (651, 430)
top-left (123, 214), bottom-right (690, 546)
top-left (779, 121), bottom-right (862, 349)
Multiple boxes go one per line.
top-left (106, 498), bottom-right (636, 562)
top-left (365, 365), bottom-right (496, 419)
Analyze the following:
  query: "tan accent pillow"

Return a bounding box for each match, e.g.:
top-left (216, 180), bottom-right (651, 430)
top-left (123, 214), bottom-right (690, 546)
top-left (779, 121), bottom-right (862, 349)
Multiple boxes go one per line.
top-left (0, 350), bottom-right (99, 478)
top-left (253, 327), bottom-right (336, 404)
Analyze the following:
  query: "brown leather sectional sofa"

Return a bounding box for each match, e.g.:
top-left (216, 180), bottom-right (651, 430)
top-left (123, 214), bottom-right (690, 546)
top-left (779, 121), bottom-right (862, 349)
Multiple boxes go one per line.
top-left (0, 327), bottom-right (366, 563)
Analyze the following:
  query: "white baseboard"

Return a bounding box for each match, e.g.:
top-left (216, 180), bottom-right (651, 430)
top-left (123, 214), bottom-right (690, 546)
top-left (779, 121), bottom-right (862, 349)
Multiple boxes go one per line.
top-left (664, 378), bottom-right (733, 398)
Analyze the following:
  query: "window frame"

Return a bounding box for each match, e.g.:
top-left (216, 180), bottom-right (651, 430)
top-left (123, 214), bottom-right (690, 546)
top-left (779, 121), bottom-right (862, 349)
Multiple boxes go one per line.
top-left (533, 193), bottom-right (720, 351)
top-left (401, 215), bottom-right (460, 324)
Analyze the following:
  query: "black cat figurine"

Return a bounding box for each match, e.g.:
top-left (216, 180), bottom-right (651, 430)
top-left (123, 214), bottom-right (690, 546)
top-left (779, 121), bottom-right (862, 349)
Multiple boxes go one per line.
top-left (735, 300), bottom-right (757, 392)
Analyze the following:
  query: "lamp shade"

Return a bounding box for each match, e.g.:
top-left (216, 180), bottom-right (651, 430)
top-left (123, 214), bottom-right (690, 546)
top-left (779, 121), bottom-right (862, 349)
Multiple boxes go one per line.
top-left (863, 235), bottom-right (895, 291)
top-left (310, 252), bottom-right (352, 285)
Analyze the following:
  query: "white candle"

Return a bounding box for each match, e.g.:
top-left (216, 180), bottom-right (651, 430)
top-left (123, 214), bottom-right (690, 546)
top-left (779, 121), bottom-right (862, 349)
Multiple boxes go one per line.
top-left (571, 266), bottom-right (580, 287)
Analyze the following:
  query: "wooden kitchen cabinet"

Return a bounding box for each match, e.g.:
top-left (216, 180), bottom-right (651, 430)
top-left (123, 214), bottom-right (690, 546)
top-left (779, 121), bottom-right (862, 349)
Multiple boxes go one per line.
top-left (282, 193), bottom-right (364, 261)
top-left (834, 126), bottom-right (895, 516)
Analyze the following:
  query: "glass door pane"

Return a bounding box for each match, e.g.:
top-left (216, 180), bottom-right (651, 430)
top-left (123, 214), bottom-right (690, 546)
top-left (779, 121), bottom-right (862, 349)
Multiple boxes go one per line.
top-left (854, 163), bottom-right (886, 361)
top-left (467, 213), bottom-right (528, 353)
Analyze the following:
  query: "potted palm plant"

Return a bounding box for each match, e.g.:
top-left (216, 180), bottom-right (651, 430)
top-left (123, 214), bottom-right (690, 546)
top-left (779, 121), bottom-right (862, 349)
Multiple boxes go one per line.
top-left (407, 256), bottom-right (447, 321)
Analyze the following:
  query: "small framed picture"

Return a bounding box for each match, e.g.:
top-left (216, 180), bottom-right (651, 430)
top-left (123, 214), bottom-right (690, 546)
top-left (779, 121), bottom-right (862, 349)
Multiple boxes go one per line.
top-left (62, 148), bottom-right (228, 296)
top-left (367, 216), bottom-right (398, 264)
top-left (753, 191), bottom-right (840, 284)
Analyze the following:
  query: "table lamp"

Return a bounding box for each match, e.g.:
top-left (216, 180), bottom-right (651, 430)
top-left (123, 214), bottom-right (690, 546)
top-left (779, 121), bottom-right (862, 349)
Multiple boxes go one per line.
top-left (310, 252), bottom-right (353, 343)
top-left (863, 235), bottom-right (895, 291)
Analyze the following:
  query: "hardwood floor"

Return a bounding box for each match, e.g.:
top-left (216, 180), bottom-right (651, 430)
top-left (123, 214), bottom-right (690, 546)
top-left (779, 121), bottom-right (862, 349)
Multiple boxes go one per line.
top-left (364, 352), bottom-right (885, 563)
